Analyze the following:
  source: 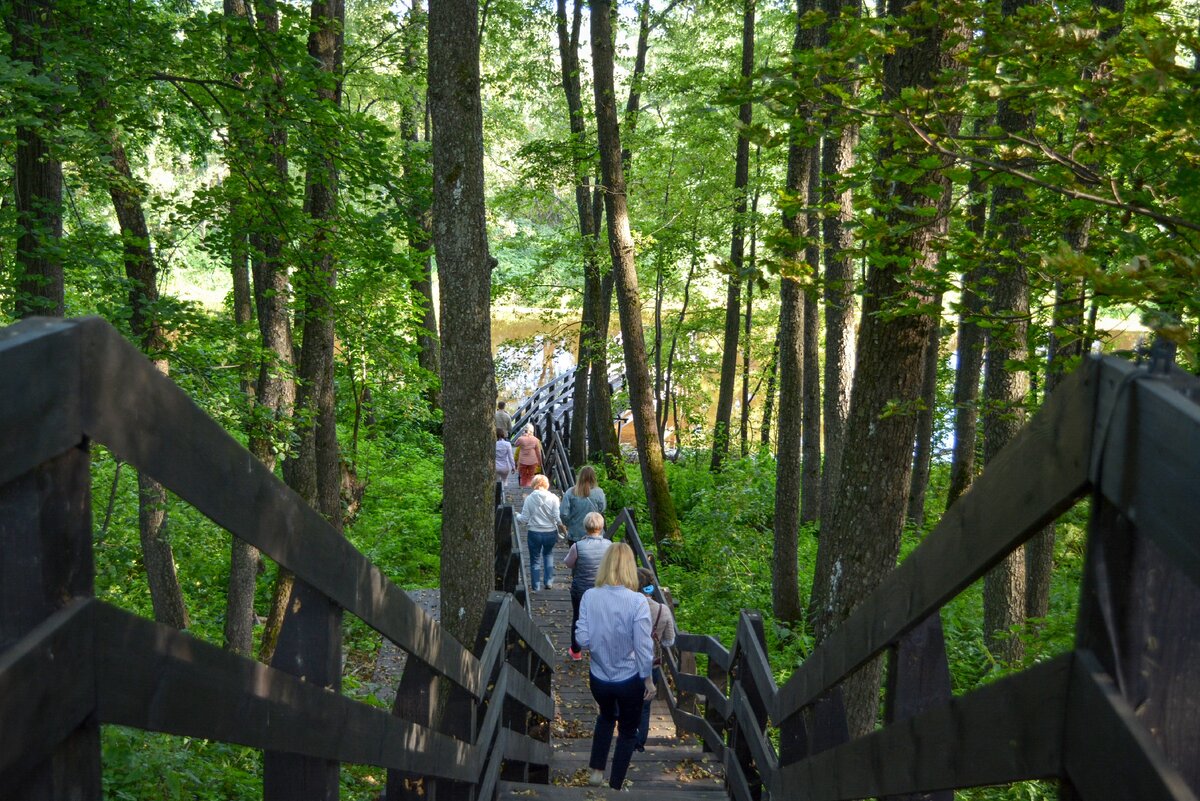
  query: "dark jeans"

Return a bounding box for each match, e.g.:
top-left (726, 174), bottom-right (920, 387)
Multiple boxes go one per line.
top-left (589, 673), bottom-right (645, 790)
top-left (570, 587), bottom-right (583, 651)
top-left (527, 529), bottom-right (557, 590)
top-left (635, 667), bottom-right (662, 750)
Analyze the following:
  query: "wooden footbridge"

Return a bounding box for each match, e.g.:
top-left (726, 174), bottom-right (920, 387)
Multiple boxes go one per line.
top-left (2, 317), bottom-right (1199, 801)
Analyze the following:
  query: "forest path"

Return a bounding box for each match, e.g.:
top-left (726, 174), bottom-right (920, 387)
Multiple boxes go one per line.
top-left (500, 479), bottom-right (726, 800)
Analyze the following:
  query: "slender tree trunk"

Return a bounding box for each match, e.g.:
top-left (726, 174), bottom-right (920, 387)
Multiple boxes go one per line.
top-left (773, 1), bottom-right (815, 625)
top-left (760, 330), bottom-right (779, 449)
top-left (817, 0), bottom-right (860, 523)
top-left (109, 134), bottom-right (190, 631)
top-left (403, 1), bottom-right (440, 413)
top-left (264, 5), bottom-right (345, 797)
top-left (808, 0), bottom-right (967, 736)
top-left (558, 0), bottom-right (597, 468)
top-left (907, 295), bottom-right (943, 525)
top-left (254, 0), bottom-right (299, 664)
top-left (711, 0), bottom-right (756, 472)
top-left (740, 153), bottom-right (762, 457)
top-left (981, 0), bottom-right (1037, 665)
top-left (429, 0), bottom-right (497, 643)
top-left (801, 147), bottom-right (822, 523)
top-left (591, 0), bottom-right (681, 556)
top-left (660, 237), bottom-right (699, 445)
top-left (946, 115), bottom-right (991, 507)
top-left (10, 0), bottom-right (63, 318)
top-left (222, 0), bottom-right (260, 658)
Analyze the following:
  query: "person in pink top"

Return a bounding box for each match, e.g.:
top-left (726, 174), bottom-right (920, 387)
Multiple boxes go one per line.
top-left (514, 424), bottom-right (544, 488)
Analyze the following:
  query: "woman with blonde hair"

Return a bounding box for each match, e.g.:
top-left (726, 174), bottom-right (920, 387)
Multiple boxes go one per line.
top-left (559, 465), bottom-right (607, 543)
top-left (575, 543), bottom-right (654, 790)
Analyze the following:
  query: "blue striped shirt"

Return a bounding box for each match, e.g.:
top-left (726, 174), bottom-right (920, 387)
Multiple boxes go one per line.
top-left (576, 585), bottom-right (654, 682)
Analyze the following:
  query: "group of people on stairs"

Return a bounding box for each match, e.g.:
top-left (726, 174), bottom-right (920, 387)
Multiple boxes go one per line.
top-left (513, 460), bottom-right (677, 792)
top-left (494, 401), bottom-right (553, 489)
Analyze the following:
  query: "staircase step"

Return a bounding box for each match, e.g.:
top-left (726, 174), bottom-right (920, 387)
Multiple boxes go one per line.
top-left (499, 780), bottom-right (726, 801)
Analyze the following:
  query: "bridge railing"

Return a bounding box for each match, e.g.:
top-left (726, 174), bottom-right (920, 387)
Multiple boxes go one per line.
top-left (608, 352), bottom-right (1200, 801)
top-left (510, 368), bottom-right (624, 492)
top-left (0, 317), bottom-right (555, 801)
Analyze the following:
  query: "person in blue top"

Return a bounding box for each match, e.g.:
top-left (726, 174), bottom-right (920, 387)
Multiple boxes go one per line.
top-left (559, 465), bottom-right (606, 543)
top-left (576, 543), bottom-right (655, 791)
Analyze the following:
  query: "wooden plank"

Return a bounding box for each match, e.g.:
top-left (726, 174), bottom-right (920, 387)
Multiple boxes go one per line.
top-left (723, 748), bottom-right (756, 801)
top-left (735, 613), bottom-right (778, 716)
top-left (501, 731), bottom-right (553, 766)
top-left (0, 318), bottom-right (82, 486)
top-left (1064, 651), bottom-right (1199, 801)
top-left (503, 594), bottom-right (556, 666)
top-left (1090, 358), bottom-right (1200, 590)
top-left (502, 664), bottom-right (554, 721)
top-left (93, 603), bottom-right (476, 780)
top-left (772, 654), bottom-right (1071, 800)
top-left (478, 728), bottom-right (506, 801)
top-left (74, 318), bottom-right (483, 698)
top-left (675, 633), bottom-right (733, 673)
top-left (0, 601), bottom-right (95, 793)
top-left (775, 361), bottom-right (1097, 721)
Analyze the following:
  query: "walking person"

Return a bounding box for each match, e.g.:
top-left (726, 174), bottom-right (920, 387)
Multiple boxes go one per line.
top-left (576, 543), bottom-right (655, 791)
top-left (562, 511), bottom-right (611, 660)
top-left (515, 474), bottom-right (563, 591)
top-left (559, 465), bottom-right (607, 543)
top-left (514, 424), bottom-right (544, 488)
top-left (495, 428), bottom-right (517, 486)
top-left (495, 401), bottom-right (512, 439)
top-left (633, 567), bottom-right (676, 752)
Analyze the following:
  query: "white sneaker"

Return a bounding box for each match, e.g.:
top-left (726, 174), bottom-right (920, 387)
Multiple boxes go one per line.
top-left (545, 580), bottom-right (555, 589)
top-left (587, 769), bottom-right (604, 786)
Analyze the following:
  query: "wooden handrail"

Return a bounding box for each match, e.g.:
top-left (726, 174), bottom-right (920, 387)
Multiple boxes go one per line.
top-left (602, 354), bottom-right (1200, 801)
top-left (0, 317), bottom-right (555, 800)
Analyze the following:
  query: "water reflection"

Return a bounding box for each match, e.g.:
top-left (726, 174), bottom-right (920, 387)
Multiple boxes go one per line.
top-left (492, 315), bottom-right (578, 402)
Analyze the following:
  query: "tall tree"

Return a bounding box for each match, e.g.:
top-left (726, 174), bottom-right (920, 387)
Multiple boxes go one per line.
top-left (907, 299), bottom-right (943, 524)
top-left (264, 2), bottom-right (345, 796)
top-left (711, 0), bottom-right (756, 472)
top-left (773, 0), bottom-right (816, 625)
top-left (430, 0), bottom-right (497, 643)
top-left (9, 0), bottom-right (63, 318)
top-left (801, 147), bottom-right (822, 523)
top-left (403, 1), bottom-right (440, 413)
top-left (981, 0), bottom-right (1037, 664)
top-left (817, 0), bottom-right (860, 521)
top-left (80, 66), bottom-right (191, 632)
top-left (808, 0), bottom-right (967, 735)
top-left (945, 116), bottom-right (991, 508)
top-left (590, 0), bottom-right (681, 555)
top-left (253, 0), bottom-right (300, 663)
top-left (557, 0), bottom-right (601, 469)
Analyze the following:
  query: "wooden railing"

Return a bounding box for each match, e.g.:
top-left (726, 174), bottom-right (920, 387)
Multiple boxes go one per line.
top-left (510, 368), bottom-right (624, 492)
top-left (0, 317), bottom-right (555, 801)
top-left (608, 349), bottom-right (1200, 801)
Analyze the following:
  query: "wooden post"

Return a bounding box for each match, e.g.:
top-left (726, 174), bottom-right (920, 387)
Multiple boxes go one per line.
top-left (727, 612), bottom-right (768, 801)
top-left (386, 659), bottom-right (444, 801)
top-left (704, 641), bottom-right (729, 754)
top-left (883, 613), bottom-right (952, 801)
top-left (0, 445), bottom-right (102, 800)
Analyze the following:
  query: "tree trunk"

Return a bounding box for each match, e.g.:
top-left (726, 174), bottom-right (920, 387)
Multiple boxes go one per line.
top-left (253, 0), bottom-right (299, 664)
top-left (429, 0), bottom-right (497, 643)
top-left (981, 0), bottom-right (1037, 665)
top-left (591, 0), bottom-right (681, 556)
top-left (817, 0), bottom-right (860, 523)
top-left (772, 2), bottom-right (815, 625)
top-left (760, 329), bottom-right (779, 449)
top-left (808, 0), bottom-right (967, 736)
top-left (221, 0), bottom-right (261, 658)
top-left (906, 296), bottom-right (942, 525)
top-left (739, 178), bottom-right (757, 457)
top-left (403, 1), bottom-right (440, 413)
top-left (264, 4), bottom-right (345, 797)
top-left (946, 115), bottom-right (991, 508)
top-left (801, 146), bottom-right (822, 524)
top-left (10, 0), bottom-right (63, 318)
top-left (111, 135), bottom-right (190, 631)
top-left (558, 0), bottom-right (597, 468)
top-left (711, 0), bottom-right (756, 472)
